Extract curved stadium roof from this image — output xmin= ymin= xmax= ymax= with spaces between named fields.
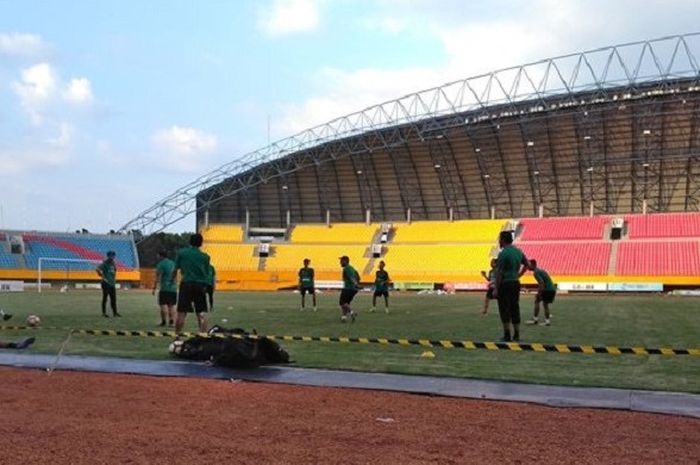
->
xmin=121 ymin=33 xmax=700 ymax=235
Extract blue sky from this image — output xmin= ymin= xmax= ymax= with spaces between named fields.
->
xmin=0 ymin=0 xmax=699 ymax=233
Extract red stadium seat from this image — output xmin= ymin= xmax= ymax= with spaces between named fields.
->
xmin=519 ymin=216 xmax=609 ymax=241
xmin=518 ymin=242 xmax=611 ymax=275
xmin=625 ymin=213 xmax=700 ymax=239
xmin=615 ymin=241 xmax=700 ymax=276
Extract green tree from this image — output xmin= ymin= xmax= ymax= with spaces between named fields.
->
xmin=136 ymin=232 xmax=193 ymax=267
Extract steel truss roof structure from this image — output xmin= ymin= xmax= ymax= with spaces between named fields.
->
xmin=120 ymin=33 xmax=700 ymax=235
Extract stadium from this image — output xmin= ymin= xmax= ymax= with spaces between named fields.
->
xmin=120 ymin=33 xmax=700 ymax=292
xmin=2 ymin=33 xmax=700 ymax=463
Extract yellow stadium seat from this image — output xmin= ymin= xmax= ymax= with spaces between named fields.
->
xmin=266 ymin=244 xmax=369 ymax=272
xmin=392 ymin=220 xmax=506 ymax=243
xmin=378 ymin=244 xmax=494 ymax=276
xmin=290 ymin=224 xmax=378 ymax=244
xmin=201 ymin=224 xmax=244 ymax=242
xmin=203 ymin=243 xmax=258 ymax=270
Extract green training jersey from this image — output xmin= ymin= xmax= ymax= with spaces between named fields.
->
xmin=298 ymin=267 xmax=314 ymax=287
xmin=374 ymin=269 xmax=390 ymax=292
xmin=174 ymin=246 xmax=211 ymax=284
xmin=207 ymin=265 xmax=216 ymax=286
xmin=533 ymin=268 xmax=556 ymax=291
xmin=155 ymin=258 xmax=177 ymax=293
xmin=97 ymin=259 xmax=116 ymax=286
xmin=497 ymin=245 xmax=526 ymax=282
xmin=342 ymin=264 xmax=360 ymax=290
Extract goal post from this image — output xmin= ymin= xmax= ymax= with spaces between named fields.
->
xmin=37 ymin=257 xmax=102 ymax=293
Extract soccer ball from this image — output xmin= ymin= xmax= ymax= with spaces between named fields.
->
xmin=168 ymin=340 xmax=184 ymax=355
xmin=26 ymin=314 xmax=41 ymax=327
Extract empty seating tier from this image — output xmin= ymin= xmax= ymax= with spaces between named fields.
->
xmin=23 ymin=234 xmax=138 ymax=269
xmin=392 ymin=220 xmax=506 ymax=243
xmin=625 ymin=213 xmax=700 ymax=239
xmin=266 ymin=245 xmax=368 ymax=272
xmin=519 ymin=216 xmax=609 ymax=241
xmin=382 ymin=245 xmax=494 ymax=275
xmin=201 ymin=224 xmax=244 ymax=242
xmin=203 ymin=244 xmax=258 ymax=270
xmin=616 ymin=241 xmax=700 ymax=276
xmin=290 ymin=224 xmax=377 ymax=244
xmin=0 ymin=230 xmax=139 ymax=272
xmin=518 ymin=242 xmax=611 ymax=275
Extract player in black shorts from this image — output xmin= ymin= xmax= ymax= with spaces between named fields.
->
xmin=153 ymin=250 xmax=177 ymax=326
xmin=298 ymin=258 xmax=316 ymax=311
xmin=370 ymin=260 xmax=390 ymax=313
xmin=493 ymin=231 xmax=529 ymax=342
xmin=526 ymin=259 xmax=557 ymax=326
xmin=172 ymin=234 xmax=211 ymax=334
xmin=339 ymin=255 xmax=360 ymax=323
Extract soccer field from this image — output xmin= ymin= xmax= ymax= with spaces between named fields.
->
xmin=0 ymin=289 xmax=699 ymax=393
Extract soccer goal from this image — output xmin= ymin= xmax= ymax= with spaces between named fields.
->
xmin=37 ymin=257 xmax=102 ymax=293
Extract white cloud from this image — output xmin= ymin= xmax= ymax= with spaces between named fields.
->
xmin=12 ymin=63 xmax=97 ymax=124
xmin=0 ymin=33 xmax=46 ymax=56
xmin=151 ymin=126 xmax=219 ymax=172
xmin=63 ymin=78 xmax=94 ymax=105
xmin=274 ymin=66 xmax=441 ymax=135
xmin=258 ymin=0 xmax=320 ymax=36
xmin=273 ymin=0 xmax=700 ymax=137
xmin=0 ymin=144 xmax=71 ymax=176
xmin=47 ymin=122 xmax=75 ymax=149
xmin=12 ymin=62 xmax=57 ymax=124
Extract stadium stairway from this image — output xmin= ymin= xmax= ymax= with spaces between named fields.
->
xmin=608 ymin=240 xmax=619 ymax=275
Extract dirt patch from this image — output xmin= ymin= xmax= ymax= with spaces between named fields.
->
xmin=0 ymin=366 xmax=698 ymax=464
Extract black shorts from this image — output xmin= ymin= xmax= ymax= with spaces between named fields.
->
xmin=177 ymin=281 xmax=208 ymax=314
xmin=300 ymin=286 xmax=315 ymax=295
xmin=339 ymin=288 xmax=358 ymax=306
xmin=536 ymin=290 xmax=556 ymax=304
xmin=486 ymin=287 xmax=495 ymax=300
xmin=158 ymin=291 xmax=177 ymax=306
xmin=373 ymin=289 xmax=388 ymax=298
xmin=497 ymin=281 xmax=521 ymax=325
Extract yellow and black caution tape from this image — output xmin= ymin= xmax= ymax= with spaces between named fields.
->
xmin=1 ymin=325 xmax=699 ymax=356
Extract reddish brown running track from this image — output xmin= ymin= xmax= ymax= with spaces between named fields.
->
xmin=0 ymin=367 xmax=698 ymax=464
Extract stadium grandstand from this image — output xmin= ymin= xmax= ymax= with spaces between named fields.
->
xmin=114 ymin=33 xmax=700 ymax=291
xmin=0 ymin=230 xmax=140 ymax=285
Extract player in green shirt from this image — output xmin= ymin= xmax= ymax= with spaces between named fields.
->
xmin=480 ymin=258 xmax=498 ymax=316
xmin=152 ymin=250 xmax=177 ymax=327
xmin=298 ymin=258 xmax=317 ymax=311
xmin=172 ymin=234 xmax=211 ymax=334
xmin=526 ymin=259 xmax=557 ymax=326
xmin=96 ymin=251 xmax=121 ymax=318
xmin=339 ymin=255 xmax=361 ymax=323
xmin=493 ymin=231 xmax=529 ymax=342
xmin=371 ymin=260 xmax=390 ymax=313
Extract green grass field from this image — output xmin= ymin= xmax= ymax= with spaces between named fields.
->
xmin=1 ymin=289 xmax=699 ymax=393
